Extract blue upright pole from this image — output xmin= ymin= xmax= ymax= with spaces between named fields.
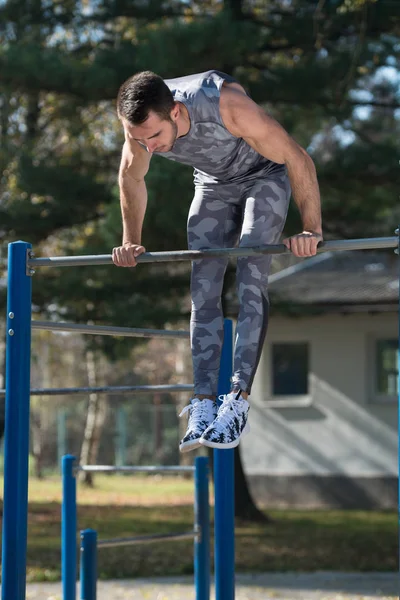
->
xmin=396 ymin=228 xmax=399 ymax=533
xmin=80 ymin=529 xmax=97 ymax=600
xmin=62 ymin=455 xmax=78 ymax=600
xmin=1 ymin=241 xmax=33 ymax=600
xmin=194 ymin=456 xmax=210 ymax=600
xmin=214 ymin=318 xmax=235 ymax=600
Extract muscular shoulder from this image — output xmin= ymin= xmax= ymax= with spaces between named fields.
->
xmin=120 ymin=132 xmax=151 ymax=180
xmin=219 ymin=82 xmax=262 ymax=137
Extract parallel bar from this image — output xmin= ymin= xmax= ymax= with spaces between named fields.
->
xmin=214 ymin=319 xmax=235 ymax=600
xmin=27 ymin=237 xmax=399 ymax=268
xmin=1 ymin=241 xmax=32 ymax=600
xmin=62 ymin=456 xmax=77 ymax=600
xmin=32 ymin=320 xmax=189 ymax=339
xmin=0 ymin=384 xmax=194 ymax=397
xmin=78 ymin=465 xmax=195 ymax=473
xmin=80 ymin=530 xmax=97 ymax=600
xmin=194 ymin=457 xmax=210 ymax=600
xmin=97 ymin=531 xmax=195 ymax=548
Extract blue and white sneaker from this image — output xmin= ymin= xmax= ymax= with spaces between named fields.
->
xmin=199 ymin=391 xmax=250 ymax=449
xmin=179 ymin=398 xmax=218 ymax=453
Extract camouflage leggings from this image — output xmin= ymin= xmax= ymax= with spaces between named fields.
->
xmin=187 ymin=170 xmax=291 ymax=396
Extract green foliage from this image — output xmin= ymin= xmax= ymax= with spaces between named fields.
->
xmin=135 ymin=15 xmax=262 ymax=75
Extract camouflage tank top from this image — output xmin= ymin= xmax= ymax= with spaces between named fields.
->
xmin=155 ymin=70 xmax=284 ymax=185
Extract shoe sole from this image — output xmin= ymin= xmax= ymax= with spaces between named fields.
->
xmin=199 ymin=423 xmax=250 ymax=450
xmin=179 ymin=438 xmax=202 ymax=453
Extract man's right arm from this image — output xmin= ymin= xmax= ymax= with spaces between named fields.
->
xmin=112 ymin=140 xmax=151 ymax=267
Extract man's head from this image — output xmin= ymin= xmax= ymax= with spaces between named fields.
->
xmin=117 ymin=71 xmax=179 ymax=153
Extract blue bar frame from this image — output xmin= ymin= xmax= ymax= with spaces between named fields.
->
xmin=214 ymin=318 xmax=235 ymax=600
xmin=4 ymin=238 xmax=397 ymax=600
xmin=194 ymin=456 xmax=210 ymax=600
xmin=62 ymin=455 xmax=78 ymax=600
xmin=1 ymin=241 xmax=32 ymax=600
xmin=80 ymin=529 xmax=97 ymax=600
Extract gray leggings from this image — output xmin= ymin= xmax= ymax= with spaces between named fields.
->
xmin=187 ymin=170 xmax=291 ymax=396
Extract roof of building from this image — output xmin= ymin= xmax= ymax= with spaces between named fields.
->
xmin=226 ymin=250 xmax=399 ymax=315
xmin=270 ymin=250 xmax=399 ymax=313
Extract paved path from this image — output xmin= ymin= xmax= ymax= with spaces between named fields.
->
xmin=24 ymin=572 xmax=398 ymax=599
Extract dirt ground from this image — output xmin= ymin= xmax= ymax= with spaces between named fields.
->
xmin=23 ymin=571 xmax=398 ymax=600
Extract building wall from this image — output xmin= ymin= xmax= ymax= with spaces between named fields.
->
xmin=243 ymin=312 xmax=398 ymax=508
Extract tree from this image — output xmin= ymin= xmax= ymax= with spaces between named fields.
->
xmin=78 ymin=349 xmax=109 ymax=486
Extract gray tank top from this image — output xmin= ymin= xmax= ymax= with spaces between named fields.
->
xmin=155 ymin=70 xmax=284 ymax=185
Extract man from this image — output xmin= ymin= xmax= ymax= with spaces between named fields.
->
xmin=112 ymin=70 xmax=322 ymax=452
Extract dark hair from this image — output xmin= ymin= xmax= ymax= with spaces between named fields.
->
xmin=117 ymin=71 xmax=175 ymax=125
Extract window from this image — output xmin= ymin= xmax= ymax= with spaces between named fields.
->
xmin=375 ymin=339 xmax=398 ymax=398
xmin=272 ymin=343 xmax=309 ymax=396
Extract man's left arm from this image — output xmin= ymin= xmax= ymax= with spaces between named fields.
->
xmin=220 ymin=86 xmax=323 ymax=257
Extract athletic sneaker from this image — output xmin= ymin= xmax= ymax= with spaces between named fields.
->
xmin=179 ymin=398 xmax=218 ymax=453
xmin=199 ymin=392 xmax=250 ymax=449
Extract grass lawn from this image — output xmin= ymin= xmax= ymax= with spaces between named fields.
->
xmin=7 ymin=474 xmax=398 ymax=582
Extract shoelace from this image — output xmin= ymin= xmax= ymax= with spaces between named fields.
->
xmin=214 ymin=394 xmax=241 ymax=430
xmin=179 ymin=399 xmax=211 ymax=422
xmin=179 ymin=403 xmax=193 ymax=418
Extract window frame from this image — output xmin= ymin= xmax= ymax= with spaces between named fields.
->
xmin=369 ymin=336 xmax=398 ymax=404
xmin=270 ymin=340 xmax=311 ymax=400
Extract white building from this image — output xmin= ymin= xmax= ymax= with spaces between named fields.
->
xmin=242 ymin=251 xmax=398 ymax=509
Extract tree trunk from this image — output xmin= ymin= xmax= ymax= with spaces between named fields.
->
xmin=153 ymin=392 xmax=163 ymax=460
xmin=234 ymin=447 xmax=271 ymax=522
xmin=208 ymin=447 xmax=271 ymax=523
xmin=176 ymin=338 xmax=192 ymax=473
xmin=31 ymin=410 xmax=44 ymax=479
xmin=0 ymin=93 xmax=11 ymax=162
xmin=26 ymin=93 xmax=40 ymax=143
xmin=79 ymin=349 xmax=108 ymax=486
xmin=224 ymin=0 xmax=243 ymax=20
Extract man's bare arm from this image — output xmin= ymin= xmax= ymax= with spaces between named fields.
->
xmin=113 ymin=139 xmax=151 ymax=267
xmin=119 ymin=140 xmax=150 ymax=245
xmin=220 ymin=85 xmax=322 ymax=256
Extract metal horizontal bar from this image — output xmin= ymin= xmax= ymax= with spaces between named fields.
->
xmin=0 ymin=384 xmax=194 ymax=398
xmin=31 ymin=320 xmax=190 ymax=339
xmin=27 ymin=237 xmax=399 ymax=268
xmin=98 ymin=531 xmax=196 ymax=548
xmin=78 ymin=465 xmax=195 ymax=473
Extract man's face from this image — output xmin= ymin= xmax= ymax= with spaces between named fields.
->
xmin=123 ymin=109 xmax=178 ymax=154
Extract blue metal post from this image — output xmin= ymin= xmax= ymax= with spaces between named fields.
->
xmin=194 ymin=456 xmax=210 ymax=600
xmin=1 ymin=241 xmax=33 ymax=600
xmin=80 ymin=529 xmax=97 ymax=600
xmin=62 ymin=455 xmax=78 ymax=600
xmin=396 ymin=228 xmax=399 ymax=532
xmin=214 ymin=318 xmax=235 ymax=600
